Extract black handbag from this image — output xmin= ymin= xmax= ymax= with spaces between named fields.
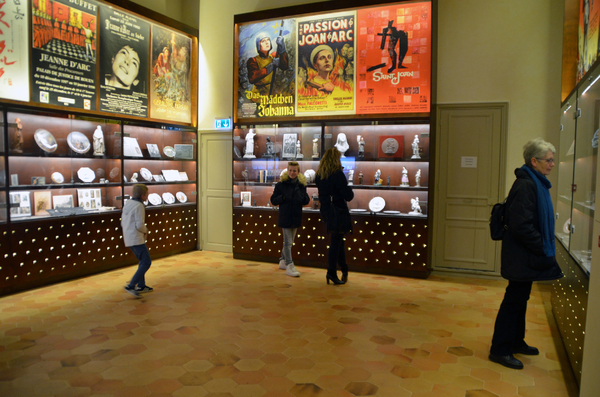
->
xmin=325 ymin=200 xmax=352 ymax=234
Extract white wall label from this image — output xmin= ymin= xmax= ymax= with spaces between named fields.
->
xmin=461 ymin=156 xmax=477 ymax=168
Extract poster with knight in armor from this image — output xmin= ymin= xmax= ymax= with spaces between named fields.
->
xmin=237 ymin=18 xmax=296 ymax=119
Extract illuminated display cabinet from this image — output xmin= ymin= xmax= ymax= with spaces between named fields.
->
xmin=232 ymin=121 xmax=432 ymax=278
xmin=0 ymin=107 xmax=198 ymax=296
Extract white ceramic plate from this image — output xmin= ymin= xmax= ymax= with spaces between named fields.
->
xmin=383 ymin=210 xmax=400 ymax=214
xmin=350 ymin=209 xmax=367 ymax=212
xmin=67 ymin=131 xmax=91 ymax=154
xmin=163 ymin=146 xmax=175 ymax=157
xmin=176 ymin=191 xmax=187 ymax=203
xmin=368 ymin=197 xmax=385 ymax=212
xmin=148 ymin=193 xmax=162 ymax=206
xmin=162 ymin=192 xmax=176 ymax=204
xmin=140 ymin=168 xmax=153 ymax=181
xmin=109 ymin=167 xmax=120 ymax=180
xmin=77 ymin=167 xmax=95 ymax=183
xmin=34 ymin=129 xmax=58 ymax=152
xmin=51 ymin=172 xmax=64 ymax=184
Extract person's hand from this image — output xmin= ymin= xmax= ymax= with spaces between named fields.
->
xmin=276 ymin=37 xmax=286 ymax=54
xmin=265 ymin=58 xmax=280 ymax=75
xmin=318 ymin=81 xmax=335 ymax=93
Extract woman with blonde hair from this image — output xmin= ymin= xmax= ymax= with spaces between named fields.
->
xmin=315 ymin=148 xmax=354 ymax=284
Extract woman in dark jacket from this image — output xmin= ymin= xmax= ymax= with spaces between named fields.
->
xmin=489 ymin=138 xmax=563 ymax=370
xmin=315 ymin=148 xmax=354 ymax=285
xmin=270 ymin=161 xmax=310 ymax=277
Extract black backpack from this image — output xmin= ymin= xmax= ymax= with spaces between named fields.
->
xmin=489 ymin=199 xmax=507 ymax=240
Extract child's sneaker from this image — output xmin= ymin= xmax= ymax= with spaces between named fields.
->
xmin=135 ymin=286 xmax=153 ymax=293
xmin=124 ymin=286 xmax=140 ymax=298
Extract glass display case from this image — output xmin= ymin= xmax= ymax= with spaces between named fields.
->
xmin=232 ymin=120 xmax=431 ymax=277
xmin=555 ymin=97 xmax=576 ymax=249
xmin=0 ymin=111 xmax=5 ymax=223
xmin=2 ymin=109 xmax=198 ymax=222
xmin=233 ymin=122 xmax=429 ymax=216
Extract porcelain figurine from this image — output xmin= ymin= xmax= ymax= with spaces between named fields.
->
xmin=296 ymin=139 xmax=303 ymax=159
xmin=11 ymin=117 xmax=24 ymax=153
xmin=409 ymin=197 xmax=422 ymax=215
xmin=312 ymin=138 xmax=319 ymax=158
xmin=374 ymin=169 xmax=381 ymax=185
xmin=244 ymin=129 xmax=256 ymax=158
xmin=357 ymin=135 xmax=365 ymax=158
xmin=401 ymin=167 xmax=409 ymax=186
xmin=358 ymin=171 xmax=363 ymax=185
xmin=415 ymin=169 xmax=421 ymax=187
xmin=411 ymin=134 xmax=421 ymax=159
xmin=263 ymin=137 xmax=275 ymax=158
xmin=93 ymin=125 xmax=105 ymax=156
xmin=347 ymin=169 xmax=354 ymax=185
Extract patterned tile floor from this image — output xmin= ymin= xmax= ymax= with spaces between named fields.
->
xmin=0 ymin=251 xmax=579 ymax=397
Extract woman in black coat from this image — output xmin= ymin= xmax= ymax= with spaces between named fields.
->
xmin=489 ymin=138 xmax=563 ymax=370
xmin=315 ymin=148 xmax=354 ymax=285
xmin=270 ymin=161 xmax=310 ymax=277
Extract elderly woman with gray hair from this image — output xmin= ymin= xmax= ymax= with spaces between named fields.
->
xmin=489 ymin=138 xmax=564 ymax=370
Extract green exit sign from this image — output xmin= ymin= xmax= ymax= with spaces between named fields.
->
xmin=215 ymin=118 xmax=231 ymax=129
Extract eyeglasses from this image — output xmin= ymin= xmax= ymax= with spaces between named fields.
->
xmin=536 ymin=158 xmax=555 ymax=165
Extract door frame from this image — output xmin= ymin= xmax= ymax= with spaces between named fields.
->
xmin=432 ymin=102 xmax=508 ymax=276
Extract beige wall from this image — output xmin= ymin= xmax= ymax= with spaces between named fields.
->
xmin=129 ymin=0 xmax=199 ymax=29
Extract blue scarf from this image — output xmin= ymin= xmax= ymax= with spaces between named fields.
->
xmin=521 ymin=165 xmax=555 ymax=256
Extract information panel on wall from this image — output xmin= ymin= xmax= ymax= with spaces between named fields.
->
xmin=31 ymin=0 xmax=97 ymax=109
xmin=0 ymin=0 xmax=30 ymax=102
xmin=234 ymin=1 xmax=432 ymax=120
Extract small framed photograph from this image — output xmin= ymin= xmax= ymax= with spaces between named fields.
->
xmin=10 ymin=174 xmax=18 ymax=186
xmin=241 ymin=191 xmax=251 ymax=207
xmin=282 ymin=133 xmax=297 ymax=159
xmin=33 ymin=190 xmax=52 ymax=216
xmin=147 ymin=143 xmax=161 ymax=158
xmin=9 ymin=191 xmax=31 ymax=217
xmin=53 ymin=195 xmax=74 ymax=209
xmin=174 ymin=144 xmax=194 ymax=160
xmin=32 ymin=176 xmax=46 ymax=186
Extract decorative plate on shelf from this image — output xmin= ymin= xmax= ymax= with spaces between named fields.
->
xmin=34 ymin=129 xmax=58 ymax=152
xmin=162 ymin=192 xmax=176 ymax=204
xmin=109 ymin=167 xmax=120 ymax=180
xmin=140 ymin=168 xmax=153 ymax=182
xmin=51 ymin=172 xmax=64 ymax=184
xmin=148 ymin=193 xmax=162 ymax=206
xmin=368 ymin=197 xmax=385 ymax=212
xmin=67 ymin=131 xmax=91 ymax=154
xmin=77 ymin=167 xmax=95 ymax=183
xmin=163 ymin=146 xmax=175 ymax=158
xmin=176 ymin=191 xmax=187 ymax=203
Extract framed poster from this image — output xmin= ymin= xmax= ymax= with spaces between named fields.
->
xmin=282 ymin=133 xmax=297 ymax=158
xmin=9 ymin=191 xmax=31 ymax=218
xmin=237 ymin=18 xmax=296 ymax=119
xmin=296 ymin=11 xmax=356 ymax=116
xmin=356 ymin=2 xmax=432 ymax=114
xmin=30 ymin=0 xmax=97 ymax=109
xmin=0 ymin=0 xmax=30 ymax=102
xmin=33 ymin=190 xmax=52 ymax=216
xmin=150 ymin=25 xmax=192 ymax=123
xmin=99 ymin=4 xmax=150 ymax=117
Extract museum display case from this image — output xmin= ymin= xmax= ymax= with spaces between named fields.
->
xmin=0 ymin=107 xmax=198 ymax=296
xmin=232 ymin=120 xmax=431 ymax=277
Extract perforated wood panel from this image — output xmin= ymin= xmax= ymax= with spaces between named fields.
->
xmin=233 ymin=208 xmax=429 ymax=278
xmin=0 ymin=205 xmax=197 ymax=296
xmin=552 ymin=240 xmax=588 ymax=385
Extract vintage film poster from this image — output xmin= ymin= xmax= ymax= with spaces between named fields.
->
xmin=237 ymin=18 xmax=296 ymax=119
xmin=0 ymin=0 xmax=29 ymax=102
xmin=579 ymin=0 xmax=600 ymax=81
xmin=356 ymin=2 xmax=431 ymax=114
xmin=296 ymin=11 xmax=355 ymax=116
xmin=99 ymin=4 xmax=149 ymax=117
xmin=31 ymin=0 xmax=97 ymax=109
xmin=150 ymin=25 xmax=192 ymax=123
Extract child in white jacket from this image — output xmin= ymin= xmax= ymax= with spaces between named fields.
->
xmin=121 ymin=184 xmax=152 ymax=297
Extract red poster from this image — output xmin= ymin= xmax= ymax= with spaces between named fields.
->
xmin=356 ymin=2 xmax=431 ymax=115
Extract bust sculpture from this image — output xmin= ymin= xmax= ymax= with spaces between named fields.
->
xmin=335 ymin=133 xmax=349 ymax=157
xmin=243 ymin=129 xmax=256 ymax=158
xmin=411 ymin=134 xmax=421 ymax=159
xmin=93 ymin=126 xmax=105 ymax=156
xmin=401 ymin=167 xmax=409 ymax=186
